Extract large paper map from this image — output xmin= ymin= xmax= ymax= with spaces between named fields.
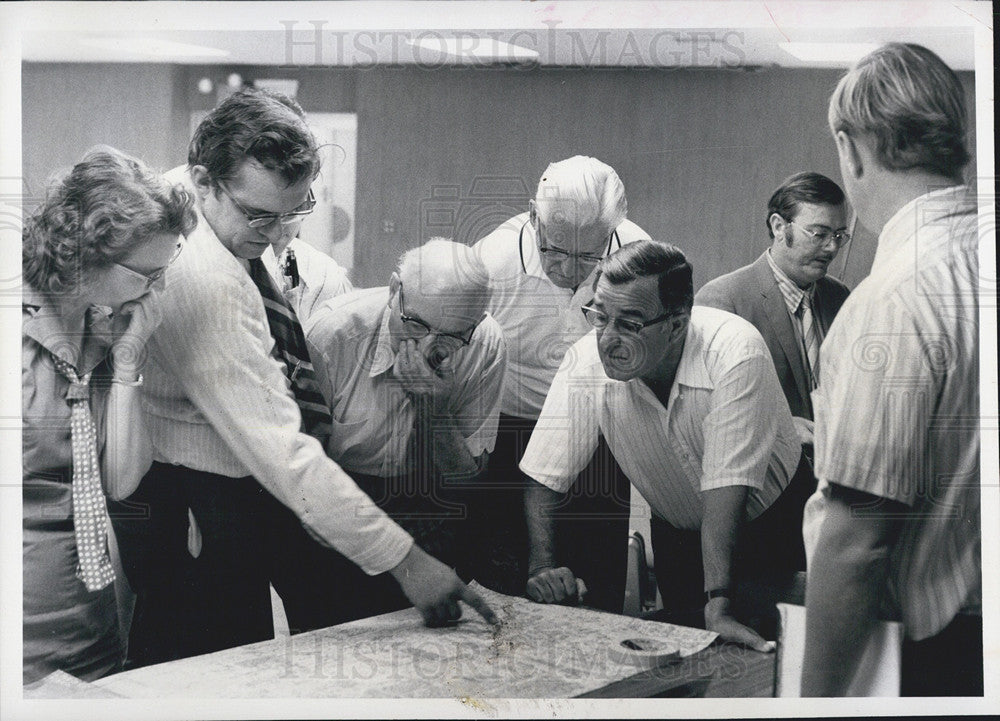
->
xmin=91 ymin=583 xmax=717 ymax=699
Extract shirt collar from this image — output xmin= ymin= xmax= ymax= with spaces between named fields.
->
xmin=369 ymin=299 xmax=397 ymax=377
xmin=873 ymin=184 xmax=973 ymax=270
xmin=23 ymin=286 xmax=114 ymax=372
xmin=672 ymin=315 xmax=714 ymax=390
xmin=765 ymin=247 xmax=813 ymax=314
xmin=625 ymin=312 xmax=714 ymax=403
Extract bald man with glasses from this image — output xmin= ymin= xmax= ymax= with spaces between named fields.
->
xmin=290 ymin=239 xmax=507 ymax=630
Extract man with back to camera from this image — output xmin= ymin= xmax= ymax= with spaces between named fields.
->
xmin=801 ymin=43 xmax=981 ymax=697
xmin=695 ymin=171 xmax=851 ymax=572
xmin=520 ymin=239 xmax=803 ymax=650
xmin=109 ymin=88 xmax=496 ymax=668
xmin=471 ymin=156 xmax=650 ymax=610
xmin=274 ymin=239 xmax=506 ymax=631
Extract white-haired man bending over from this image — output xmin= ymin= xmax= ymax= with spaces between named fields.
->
xmin=470 ymin=156 xmax=650 ymax=610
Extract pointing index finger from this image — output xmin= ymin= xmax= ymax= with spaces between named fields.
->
xmin=459 ymin=585 xmax=499 ymax=627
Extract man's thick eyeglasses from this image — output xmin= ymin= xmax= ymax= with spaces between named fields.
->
xmin=398 ymin=283 xmax=482 ymax=346
xmin=538 ymin=245 xmax=607 ymax=264
xmin=581 ymin=305 xmax=674 ymax=335
xmin=219 ymin=183 xmax=316 ymax=229
xmin=787 ymin=221 xmax=851 ymax=249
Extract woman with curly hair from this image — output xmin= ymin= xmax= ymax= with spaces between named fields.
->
xmin=22 ymin=146 xmax=196 ymax=684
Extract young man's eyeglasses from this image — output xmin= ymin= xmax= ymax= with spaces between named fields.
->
xmin=787 ymin=221 xmax=851 ymax=249
xmin=398 ymin=282 xmax=483 ymax=346
xmin=581 ymin=305 xmax=674 ymax=335
xmin=219 ymin=183 xmax=316 ymax=229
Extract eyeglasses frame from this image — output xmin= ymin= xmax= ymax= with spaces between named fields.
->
xmin=580 ymin=304 xmax=676 ymax=335
xmin=397 ymin=282 xmax=483 ymax=347
xmin=218 ymin=182 xmax=316 ymax=229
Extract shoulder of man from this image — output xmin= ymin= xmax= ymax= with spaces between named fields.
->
xmin=475 ymin=313 xmax=507 ymax=355
xmin=304 ymin=286 xmax=386 ymax=340
xmin=690 ymin=305 xmax=771 ymax=365
xmin=554 ymin=328 xmax=605 ymax=379
xmin=694 ymin=257 xmax=760 ymax=308
xmin=288 ymin=238 xmax=346 ymax=274
xmin=615 ymin=218 xmax=652 ymax=244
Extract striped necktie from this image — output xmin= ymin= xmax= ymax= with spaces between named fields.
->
xmin=798 ymin=294 xmax=821 ymax=388
xmin=247 ymin=257 xmax=332 ymax=442
xmin=50 ymin=354 xmax=116 ymax=592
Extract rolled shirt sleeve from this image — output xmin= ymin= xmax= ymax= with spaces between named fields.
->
xmin=814 ymin=304 xmax=937 ymax=506
xmin=700 ymin=352 xmax=792 ymax=492
xmin=518 ymin=344 xmax=602 ymax=493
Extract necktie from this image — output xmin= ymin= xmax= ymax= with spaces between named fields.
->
xmin=247 ymin=257 xmax=332 ymax=442
xmin=50 ymin=354 xmax=116 ymax=592
xmin=798 ymin=295 xmax=821 ymax=388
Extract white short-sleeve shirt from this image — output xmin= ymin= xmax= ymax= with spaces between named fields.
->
xmin=520 ymin=306 xmax=799 ymax=530
xmin=804 ymin=185 xmax=981 ymax=641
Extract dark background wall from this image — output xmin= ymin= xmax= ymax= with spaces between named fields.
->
xmin=22 ymin=62 xmax=977 ymax=290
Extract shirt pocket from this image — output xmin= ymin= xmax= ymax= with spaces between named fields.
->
xmin=327 ymin=414 xmax=370 ymax=458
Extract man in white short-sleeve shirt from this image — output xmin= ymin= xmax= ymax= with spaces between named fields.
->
xmin=520 ymin=240 xmax=800 ymax=650
xmin=801 ymin=43 xmax=982 ymax=697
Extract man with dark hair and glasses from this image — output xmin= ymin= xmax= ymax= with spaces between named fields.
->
xmin=221 ymin=183 xmax=354 ymax=323
xmin=520 ymin=240 xmax=803 ymax=651
xmin=470 ymin=155 xmax=650 ymax=610
xmin=695 ymin=171 xmax=851 ymax=573
xmin=296 ymin=239 xmax=506 ymax=629
xmin=109 ymin=89 xmax=496 ymax=668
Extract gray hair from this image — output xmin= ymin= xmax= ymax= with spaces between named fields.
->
xmin=534 ymin=156 xmax=627 ymax=233
xmin=397 ymin=238 xmax=489 ymax=310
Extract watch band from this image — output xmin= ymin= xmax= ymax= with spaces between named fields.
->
xmin=705 ymin=587 xmax=731 ymax=601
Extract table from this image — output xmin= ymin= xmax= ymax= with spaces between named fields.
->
xmin=580 ymin=642 xmax=776 ymax=698
xmin=26 ymin=584 xmax=777 ymax=699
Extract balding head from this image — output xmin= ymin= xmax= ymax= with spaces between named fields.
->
xmin=396 ymin=238 xmax=489 ymax=318
xmin=530 ymin=156 xmax=629 ymax=289
xmin=387 ymin=238 xmax=490 ymax=369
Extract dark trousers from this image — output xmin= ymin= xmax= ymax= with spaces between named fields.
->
xmin=269 ymin=468 xmax=474 ymax=634
xmin=648 ymin=451 xmax=816 ymax=636
xmin=469 ymin=414 xmax=631 ymax=613
xmin=108 ymin=462 xmax=275 ymax=668
xmin=902 ymin=613 xmax=983 ymax=696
